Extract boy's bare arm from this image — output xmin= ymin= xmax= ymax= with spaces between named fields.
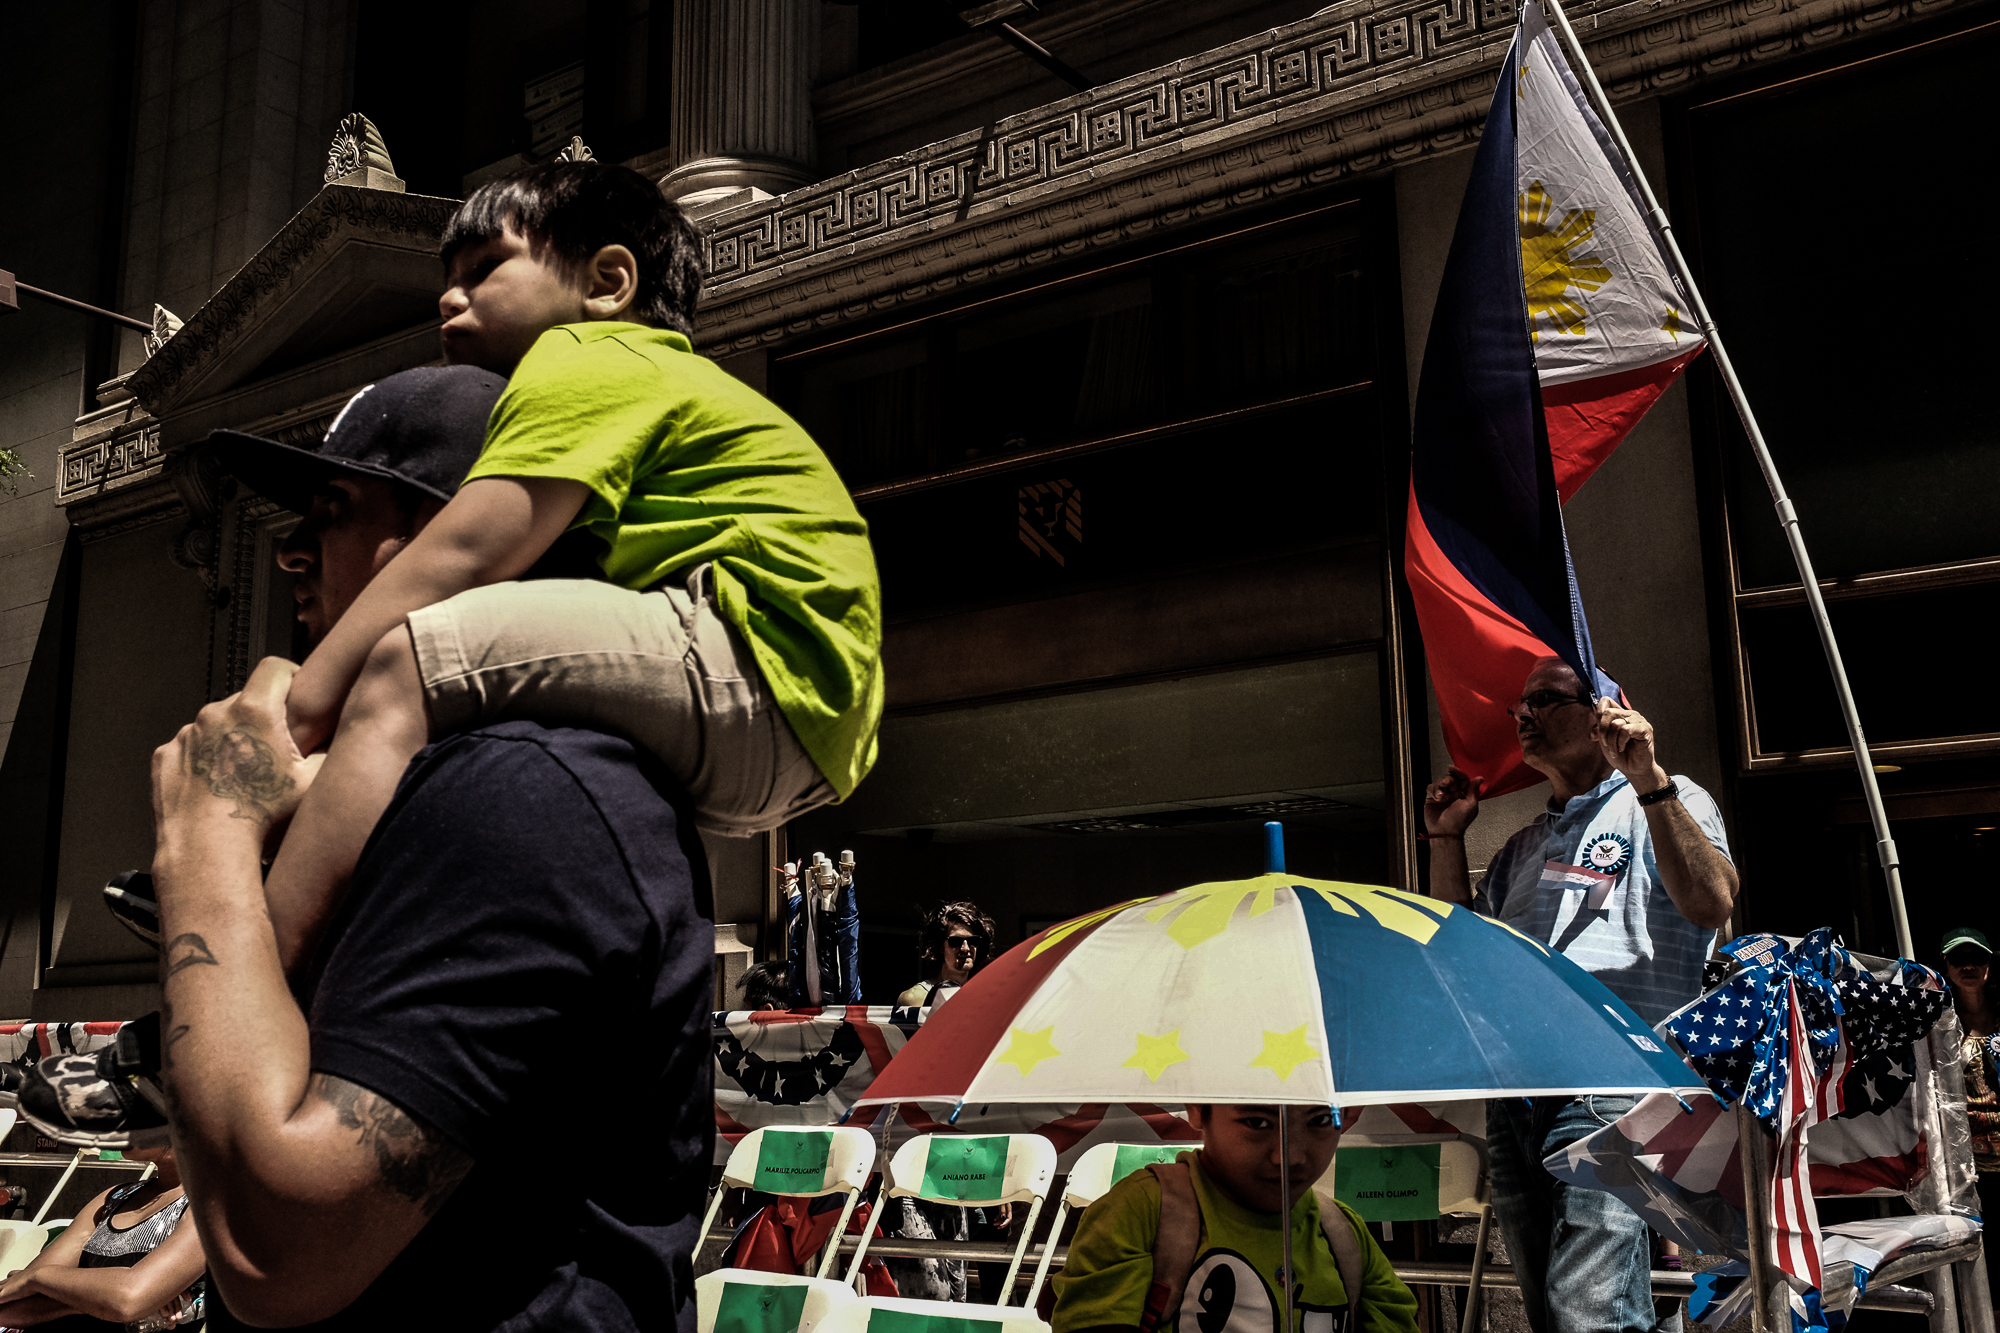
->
xmin=286 ymin=475 xmax=589 ymax=752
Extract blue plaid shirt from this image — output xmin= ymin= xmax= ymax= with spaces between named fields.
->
xmin=1477 ymin=772 xmax=1732 ymax=1026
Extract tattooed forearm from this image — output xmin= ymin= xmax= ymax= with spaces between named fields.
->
xmin=311 ymin=1074 xmax=472 ymax=1217
xmin=164 ymin=933 xmax=220 ymax=979
xmin=187 ymin=726 xmax=294 ymax=821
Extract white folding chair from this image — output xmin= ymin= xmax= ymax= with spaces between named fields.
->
xmin=844 ymin=1132 xmax=1058 ymax=1306
xmin=699 ymin=1126 xmax=880 ymax=1280
xmin=1021 ymin=1141 xmax=1193 ymax=1309
xmin=697 ymin=1268 xmax=858 ymax=1333
xmin=817 ymin=1294 xmax=1052 ymax=1333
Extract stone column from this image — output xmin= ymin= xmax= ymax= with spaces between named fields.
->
xmin=660 ymin=0 xmax=815 ymax=211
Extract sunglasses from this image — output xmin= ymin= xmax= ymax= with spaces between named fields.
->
xmin=1505 ymin=690 xmax=1591 ymax=722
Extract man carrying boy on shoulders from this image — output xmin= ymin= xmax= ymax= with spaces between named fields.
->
xmin=1054 ymin=1104 xmax=1417 ymax=1333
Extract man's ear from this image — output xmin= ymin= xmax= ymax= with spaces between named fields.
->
xmin=582 ymin=244 xmax=641 ymax=321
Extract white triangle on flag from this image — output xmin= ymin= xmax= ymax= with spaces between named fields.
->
xmin=1512 ymin=1 xmax=1701 ymax=386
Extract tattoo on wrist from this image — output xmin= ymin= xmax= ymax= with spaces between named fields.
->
xmin=187 ymin=727 xmax=293 ymax=821
xmin=164 ymin=933 xmax=220 ymax=979
xmin=312 ymin=1074 xmax=472 ymax=1217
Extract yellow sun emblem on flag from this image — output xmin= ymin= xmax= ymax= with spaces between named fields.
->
xmin=1520 ymin=181 xmax=1611 ymax=341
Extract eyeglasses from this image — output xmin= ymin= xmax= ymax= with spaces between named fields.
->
xmin=1505 ymin=690 xmax=1591 ymax=722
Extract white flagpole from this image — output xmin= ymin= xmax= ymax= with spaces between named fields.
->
xmin=1538 ymin=0 xmax=1915 ymax=962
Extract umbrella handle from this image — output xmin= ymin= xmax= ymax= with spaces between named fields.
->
xmin=1022 ymin=1199 xmax=1069 ymax=1312
xmin=1280 ymin=1110 xmax=1293 ymax=1333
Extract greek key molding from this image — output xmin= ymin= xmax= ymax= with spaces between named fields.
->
xmin=125 ymin=186 xmax=456 ymax=413
xmin=60 ymin=424 xmax=165 ymax=506
xmin=694 ymin=0 xmax=1971 ymax=351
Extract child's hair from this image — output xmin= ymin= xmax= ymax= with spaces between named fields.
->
xmin=440 ymin=161 xmax=705 ymax=337
xmin=738 ymin=961 xmax=793 ymax=1010
xmin=918 ymin=900 xmax=996 ymax=968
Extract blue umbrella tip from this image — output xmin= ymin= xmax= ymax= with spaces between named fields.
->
xmin=948 ymin=1102 xmax=965 ymax=1125
xmin=837 ymin=1106 xmax=854 ymax=1124
xmin=1263 ymin=822 xmax=1286 ymax=875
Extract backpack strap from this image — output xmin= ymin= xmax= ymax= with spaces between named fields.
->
xmin=1319 ymin=1202 xmax=1366 ymax=1332
xmin=1141 ymin=1160 xmax=1201 ymax=1333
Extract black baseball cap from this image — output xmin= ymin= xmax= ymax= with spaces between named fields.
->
xmin=207 ymin=365 xmax=506 ymax=515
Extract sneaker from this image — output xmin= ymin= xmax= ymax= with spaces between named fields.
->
xmin=103 ymin=870 xmax=161 ymax=947
xmin=17 ymin=1012 xmax=170 ymax=1150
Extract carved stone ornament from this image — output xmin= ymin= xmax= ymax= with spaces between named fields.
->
xmin=692 ymin=0 xmax=1980 ymax=354
xmin=143 ymin=304 xmax=183 ymax=358
xmin=555 ymin=135 xmax=596 ymax=163
xmin=324 ymin=113 xmax=406 ymax=192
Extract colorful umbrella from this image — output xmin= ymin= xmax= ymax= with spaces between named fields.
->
xmin=856 ymin=872 xmax=1704 ymax=1112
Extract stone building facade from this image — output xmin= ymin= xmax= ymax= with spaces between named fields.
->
xmin=2 ymin=0 xmax=1993 ymax=1019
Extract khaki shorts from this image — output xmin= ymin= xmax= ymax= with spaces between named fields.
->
xmin=407 ymin=565 xmax=833 ymax=837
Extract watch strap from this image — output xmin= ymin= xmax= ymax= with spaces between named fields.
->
xmin=1636 ymin=778 xmax=1680 ymax=807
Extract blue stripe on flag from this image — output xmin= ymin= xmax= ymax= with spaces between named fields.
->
xmin=1409 ymin=18 xmax=1609 ymax=696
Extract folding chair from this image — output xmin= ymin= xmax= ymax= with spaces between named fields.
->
xmin=845 ymin=1133 xmax=1059 ymax=1306
xmin=698 ymin=1268 xmax=857 ymax=1333
xmin=1021 ymin=1141 xmax=1192 ymax=1309
xmin=1319 ymin=1125 xmax=1490 ymax=1333
xmin=699 ymin=1126 xmax=880 ymax=1280
xmin=817 ymin=1294 xmax=1052 ymax=1333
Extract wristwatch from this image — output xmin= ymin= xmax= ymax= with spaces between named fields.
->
xmin=1636 ymin=778 xmax=1679 ymax=807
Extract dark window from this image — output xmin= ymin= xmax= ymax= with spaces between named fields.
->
xmin=776 ymin=206 xmax=1379 ymax=617
xmin=1685 ymin=21 xmax=2000 ymax=765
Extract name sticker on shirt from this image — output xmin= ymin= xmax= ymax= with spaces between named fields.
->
xmin=1541 ymin=859 xmax=1617 ymax=911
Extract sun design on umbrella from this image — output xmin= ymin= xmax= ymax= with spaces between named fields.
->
xmin=1520 ymin=180 xmax=1612 ymax=341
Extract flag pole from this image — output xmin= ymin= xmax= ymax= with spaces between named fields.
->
xmin=1537 ymin=0 xmax=1914 ymax=961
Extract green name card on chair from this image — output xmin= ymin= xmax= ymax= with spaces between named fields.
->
xmin=921 ymin=1135 xmax=1009 ymax=1200
xmin=870 ymin=1310 xmax=1003 ymax=1333
xmin=1112 ymin=1144 xmax=1188 ymax=1181
xmin=1334 ymin=1143 xmax=1440 ymax=1222
xmin=755 ymin=1132 xmax=833 ymax=1193
xmin=716 ymin=1282 xmax=810 ymax=1333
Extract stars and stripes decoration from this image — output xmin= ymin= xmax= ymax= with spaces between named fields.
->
xmin=1663 ymin=929 xmax=1947 ymax=1134
xmin=1552 ymin=929 xmax=1952 ymax=1320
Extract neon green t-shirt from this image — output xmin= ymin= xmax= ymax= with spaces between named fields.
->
xmin=1052 ymin=1153 xmax=1417 ymax=1333
xmin=465 ymin=323 xmax=882 ymax=799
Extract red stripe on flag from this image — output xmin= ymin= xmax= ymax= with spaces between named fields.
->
xmin=1404 ymin=486 xmax=1551 ymax=799
xmin=1542 ymin=348 xmax=1703 ymax=502
xmin=857 ymin=903 xmax=1140 ymax=1104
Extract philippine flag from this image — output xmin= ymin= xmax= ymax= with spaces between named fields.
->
xmin=1406 ymin=0 xmax=1705 ymax=797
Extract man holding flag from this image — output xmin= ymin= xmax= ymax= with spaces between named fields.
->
xmin=1405 ymin=0 xmax=1742 ymax=1326
xmin=1425 ymin=665 xmax=1735 ymax=1330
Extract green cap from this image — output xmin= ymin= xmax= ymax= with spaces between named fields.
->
xmin=1941 ymin=926 xmax=1992 ymax=957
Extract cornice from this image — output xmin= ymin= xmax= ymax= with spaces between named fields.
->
xmin=124 ymin=185 xmax=458 ymax=414
xmin=695 ymin=0 xmax=1973 ymax=352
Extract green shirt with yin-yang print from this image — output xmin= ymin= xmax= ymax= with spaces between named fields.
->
xmin=1052 ymin=1153 xmax=1416 ymax=1333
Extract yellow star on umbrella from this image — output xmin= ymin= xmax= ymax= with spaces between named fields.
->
xmin=1249 ymin=1025 xmax=1320 ymax=1082
xmin=994 ymin=1025 xmax=1062 ymax=1077
xmin=1123 ymin=1030 xmax=1190 ymax=1083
